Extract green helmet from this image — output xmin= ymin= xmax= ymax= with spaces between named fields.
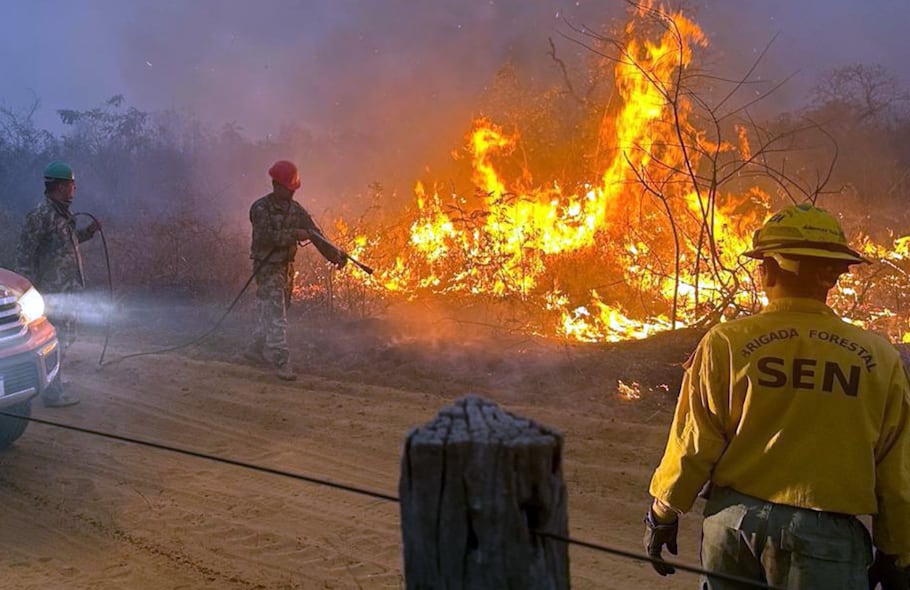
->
xmin=43 ymin=161 xmax=75 ymax=181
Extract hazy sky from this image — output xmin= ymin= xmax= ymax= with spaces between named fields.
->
xmin=1 ymin=0 xmax=908 ymax=200
xmin=2 ymin=1 xmax=907 ymax=132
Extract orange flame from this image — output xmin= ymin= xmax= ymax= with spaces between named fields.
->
xmin=324 ymin=2 xmax=910 ymax=344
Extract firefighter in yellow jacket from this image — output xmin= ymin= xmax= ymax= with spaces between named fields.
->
xmin=644 ymin=204 xmax=910 ymax=589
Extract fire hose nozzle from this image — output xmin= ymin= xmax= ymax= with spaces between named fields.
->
xmin=350 ymin=258 xmax=374 ymax=275
xmin=298 ymin=237 xmax=374 ymax=275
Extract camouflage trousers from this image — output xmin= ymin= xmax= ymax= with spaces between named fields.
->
xmin=250 ymin=262 xmax=293 ymax=367
xmin=700 ymin=487 xmax=871 ymax=590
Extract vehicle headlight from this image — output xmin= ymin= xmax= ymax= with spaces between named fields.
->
xmin=19 ymin=286 xmax=45 ymax=324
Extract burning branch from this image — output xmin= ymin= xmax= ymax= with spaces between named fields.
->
xmin=318 ymin=0 xmax=910 ymax=343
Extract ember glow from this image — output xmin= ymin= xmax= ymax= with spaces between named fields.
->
xmin=321 ymin=2 xmax=910 ymax=344
xmin=617 ymin=380 xmax=642 ymax=401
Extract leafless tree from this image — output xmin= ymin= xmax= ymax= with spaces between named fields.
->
xmin=810 ymin=63 xmax=910 ymax=125
xmin=559 ymin=0 xmax=843 ymax=327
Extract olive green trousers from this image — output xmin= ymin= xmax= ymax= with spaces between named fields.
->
xmin=700 ymin=487 xmax=871 ymax=590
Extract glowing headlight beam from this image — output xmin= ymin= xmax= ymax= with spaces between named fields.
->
xmin=18 ymin=287 xmax=46 ymax=324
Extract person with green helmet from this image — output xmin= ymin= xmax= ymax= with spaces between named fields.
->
xmin=643 ymin=203 xmax=910 ymax=589
xmin=15 ymin=161 xmax=102 ymax=408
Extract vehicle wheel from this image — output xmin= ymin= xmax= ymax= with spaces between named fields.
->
xmin=0 ymin=401 xmax=31 ymax=449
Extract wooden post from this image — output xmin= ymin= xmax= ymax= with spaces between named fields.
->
xmin=399 ymin=395 xmax=569 ymax=589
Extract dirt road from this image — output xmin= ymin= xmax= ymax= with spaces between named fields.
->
xmin=0 ymin=304 xmax=706 ymax=589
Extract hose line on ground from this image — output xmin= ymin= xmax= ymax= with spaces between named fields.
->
xmin=96 ymin=254 xmax=271 ymax=369
xmin=89 ymin=242 xmax=330 ymax=368
xmin=76 ymin=217 xmax=371 ymax=368
xmin=75 ymin=212 xmax=286 ymax=368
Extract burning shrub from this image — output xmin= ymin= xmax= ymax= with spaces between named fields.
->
xmin=318 ymin=2 xmax=910 ymax=343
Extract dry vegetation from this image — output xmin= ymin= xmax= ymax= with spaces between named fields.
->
xmin=2 ymin=4 xmax=910 ymax=588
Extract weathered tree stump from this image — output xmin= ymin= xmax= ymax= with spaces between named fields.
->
xmin=399 ymin=394 xmax=569 ymax=590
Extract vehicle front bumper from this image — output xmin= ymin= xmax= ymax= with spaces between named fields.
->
xmin=0 ymin=318 xmax=59 ymax=407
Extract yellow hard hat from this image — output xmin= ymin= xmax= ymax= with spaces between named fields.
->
xmin=743 ymin=203 xmax=868 ymax=265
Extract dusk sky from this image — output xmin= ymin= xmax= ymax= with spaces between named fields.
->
xmin=1 ymin=0 xmax=908 ymax=202
xmin=2 ymin=1 xmax=908 ymax=135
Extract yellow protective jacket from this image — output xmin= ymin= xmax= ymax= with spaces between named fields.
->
xmin=650 ymin=297 xmax=910 ymax=561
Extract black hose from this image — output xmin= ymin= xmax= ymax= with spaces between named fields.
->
xmin=75 ymin=210 xmax=272 ymax=368
xmin=97 ymin=257 xmax=268 ymax=368
xmin=73 ymin=212 xmax=113 ymax=366
xmin=79 ymin=210 xmax=372 ymax=368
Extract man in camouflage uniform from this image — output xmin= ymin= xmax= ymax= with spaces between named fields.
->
xmin=245 ymin=160 xmax=346 ymax=381
xmin=16 ymin=161 xmax=101 ymax=407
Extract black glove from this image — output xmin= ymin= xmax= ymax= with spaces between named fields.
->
xmin=334 ymin=250 xmax=348 ymax=269
xmin=869 ymin=550 xmax=910 ymax=590
xmin=644 ymin=505 xmax=679 ymax=576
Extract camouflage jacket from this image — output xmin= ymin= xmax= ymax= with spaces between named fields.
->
xmin=16 ymin=197 xmax=93 ymax=293
xmin=249 ymin=193 xmax=343 ymax=265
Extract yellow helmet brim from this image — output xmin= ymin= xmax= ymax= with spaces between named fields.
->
xmin=743 ymin=245 xmax=869 ymax=265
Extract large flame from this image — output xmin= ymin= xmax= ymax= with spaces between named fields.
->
xmin=319 ymin=2 xmax=910 ymax=343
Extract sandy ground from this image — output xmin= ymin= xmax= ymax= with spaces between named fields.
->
xmin=0 ymin=299 xmax=710 ymax=589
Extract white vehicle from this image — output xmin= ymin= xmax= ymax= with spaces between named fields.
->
xmin=0 ymin=267 xmax=60 ymax=447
